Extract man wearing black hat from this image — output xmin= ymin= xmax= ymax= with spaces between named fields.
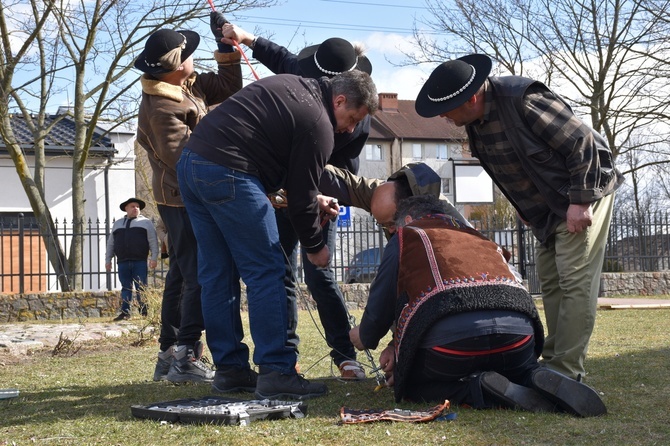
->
xmin=134 ymin=13 xmax=242 ymax=384
xmin=415 ymin=55 xmax=624 ymax=381
xmin=220 ymin=24 xmax=372 ymax=379
xmin=105 ymin=198 xmax=159 ymax=321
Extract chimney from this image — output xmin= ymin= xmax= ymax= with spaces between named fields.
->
xmin=378 ymin=93 xmax=398 ymax=112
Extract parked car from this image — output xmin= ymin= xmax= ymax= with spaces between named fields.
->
xmin=344 ymin=247 xmax=382 ymax=284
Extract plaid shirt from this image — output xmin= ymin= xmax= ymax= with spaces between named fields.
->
xmin=467 ymin=78 xmax=611 ymax=241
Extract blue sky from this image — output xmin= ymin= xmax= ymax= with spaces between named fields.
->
xmin=220 ymin=0 xmax=438 ymax=99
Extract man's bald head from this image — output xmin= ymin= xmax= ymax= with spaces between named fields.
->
xmin=371 ymin=182 xmax=399 ymax=233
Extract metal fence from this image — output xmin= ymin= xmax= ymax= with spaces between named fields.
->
xmin=1 ymin=210 xmax=669 ymax=294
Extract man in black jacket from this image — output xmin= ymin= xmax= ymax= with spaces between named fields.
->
xmin=220 ymin=23 xmax=372 ymax=379
xmin=176 ymin=70 xmax=378 ymax=400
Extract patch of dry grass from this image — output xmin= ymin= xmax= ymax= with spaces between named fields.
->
xmin=1 ymin=304 xmax=669 ymax=445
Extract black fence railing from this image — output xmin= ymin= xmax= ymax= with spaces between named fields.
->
xmin=1 ymin=210 xmax=668 ymax=295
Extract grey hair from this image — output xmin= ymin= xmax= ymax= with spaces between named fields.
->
xmin=330 ymin=70 xmax=379 ymax=114
xmin=394 ymin=194 xmax=447 ymax=227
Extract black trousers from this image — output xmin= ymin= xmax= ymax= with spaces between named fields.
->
xmin=157 ymin=205 xmax=205 ymax=350
xmin=275 ymin=207 xmax=355 ymax=365
xmin=405 ymin=333 xmax=541 ymax=407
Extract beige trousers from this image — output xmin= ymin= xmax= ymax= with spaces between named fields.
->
xmin=537 ymin=193 xmax=615 ymax=379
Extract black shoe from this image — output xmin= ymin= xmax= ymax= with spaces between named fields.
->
xmin=255 ymin=370 xmax=328 ymax=401
xmin=153 ymin=346 xmax=174 ymax=382
xmin=166 ymin=345 xmax=215 ymax=383
xmin=212 ymin=366 xmax=258 ymax=393
xmin=531 ymin=368 xmax=607 ymax=417
xmin=480 ymin=371 xmax=557 ymax=413
xmin=113 ymin=312 xmax=130 ymax=321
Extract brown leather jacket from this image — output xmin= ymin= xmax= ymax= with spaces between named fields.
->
xmin=136 ymin=50 xmax=242 ymax=207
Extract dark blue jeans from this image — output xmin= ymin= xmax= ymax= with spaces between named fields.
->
xmin=157 ymin=204 xmax=204 ymax=350
xmin=405 ymin=333 xmax=541 ymax=406
xmin=117 ymin=260 xmax=147 ymax=314
xmin=177 ymin=149 xmax=296 ymax=374
xmin=276 ymin=208 xmax=356 ymax=366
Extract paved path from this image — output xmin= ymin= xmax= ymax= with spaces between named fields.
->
xmin=0 ymin=321 xmax=144 ymax=356
xmin=0 ymin=298 xmax=668 ymax=357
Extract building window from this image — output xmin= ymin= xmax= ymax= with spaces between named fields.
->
xmin=441 ymin=178 xmax=451 ymax=194
xmin=412 ymin=143 xmax=422 ymax=160
xmin=365 ymin=144 xmax=383 ymax=161
xmin=437 ymin=144 xmax=448 ymax=160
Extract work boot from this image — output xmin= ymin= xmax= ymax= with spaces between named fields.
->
xmin=480 ymin=371 xmax=557 ymax=413
xmin=255 ymin=370 xmax=328 ymax=401
xmin=166 ymin=345 xmax=215 ymax=384
xmin=212 ymin=366 xmax=258 ymax=393
xmin=530 ymin=368 xmax=607 ymax=417
xmin=153 ymin=345 xmax=174 ymax=382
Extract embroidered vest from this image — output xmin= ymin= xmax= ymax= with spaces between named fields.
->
xmin=392 ymin=215 xmax=544 ymax=402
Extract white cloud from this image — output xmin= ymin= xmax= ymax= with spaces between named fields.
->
xmin=361 ymin=32 xmax=416 ymax=56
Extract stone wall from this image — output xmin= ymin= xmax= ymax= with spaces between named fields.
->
xmin=599 ymin=272 xmax=670 ymax=297
xmin=1 ymin=272 xmax=668 ymax=322
xmin=0 ymin=291 xmax=120 ymax=323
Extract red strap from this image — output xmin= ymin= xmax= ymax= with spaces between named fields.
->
xmin=432 ymin=335 xmax=532 ymax=356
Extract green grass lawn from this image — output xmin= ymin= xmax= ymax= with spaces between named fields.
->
xmin=1 ymin=305 xmax=669 ymax=445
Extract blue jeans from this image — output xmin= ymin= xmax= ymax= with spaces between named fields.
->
xmin=157 ymin=204 xmax=204 ymax=350
xmin=117 ymin=260 xmax=147 ymax=314
xmin=276 ymin=208 xmax=355 ymax=365
xmin=177 ymin=149 xmax=297 ymax=374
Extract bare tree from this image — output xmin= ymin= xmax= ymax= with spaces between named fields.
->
xmin=0 ymin=0 xmax=275 ymax=290
xmin=410 ymin=0 xmax=670 ymax=209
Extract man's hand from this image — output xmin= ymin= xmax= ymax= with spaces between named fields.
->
xmin=105 ymin=262 xmax=112 ymax=272
xmin=210 ymin=12 xmax=228 ymax=38
xmin=210 ymin=12 xmax=234 ymax=53
xmin=379 ymin=345 xmax=395 ymax=387
xmin=306 ymin=244 xmax=330 ymax=267
xmin=221 ymin=23 xmax=256 ymax=48
xmin=349 ymin=325 xmax=365 ymax=350
xmin=317 ymin=194 xmax=339 ymax=225
xmin=566 ymin=203 xmax=593 ymax=233
xmin=149 ymin=260 xmax=157 ymax=269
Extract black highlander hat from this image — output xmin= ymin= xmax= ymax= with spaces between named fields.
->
xmin=415 ymin=54 xmax=491 ymax=118
xmin=297 ymin=37 xmax=372 ymax=79
xmin=134 ymin=29 xmax=200 ymax=75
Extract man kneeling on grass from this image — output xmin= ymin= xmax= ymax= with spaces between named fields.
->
xmin=349 ymin=195 xmax=607 ymax=417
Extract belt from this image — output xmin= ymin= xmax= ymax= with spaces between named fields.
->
xmin=431 ymin=335 xmax=532 ymax=356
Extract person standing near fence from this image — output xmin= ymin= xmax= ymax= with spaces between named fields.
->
xmin=220 ymin=22 xmax=372 ymax=379
xmin=414 ymin=54 xmax=624 ymax=380
xmin=105 ymin=198 xmax=159 ymax=321
xmin=134 ymin=15 xmax=243 ymax=383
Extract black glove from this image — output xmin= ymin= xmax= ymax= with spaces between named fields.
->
xmin=210 ymin=11 xmax=234 ymax=53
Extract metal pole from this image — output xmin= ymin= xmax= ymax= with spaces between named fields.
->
xmin=18 ymin=213 xmax=24 ymax=294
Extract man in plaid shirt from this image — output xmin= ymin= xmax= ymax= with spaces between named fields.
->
xmin=415 ymin=54 xmax=624 ymax=381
